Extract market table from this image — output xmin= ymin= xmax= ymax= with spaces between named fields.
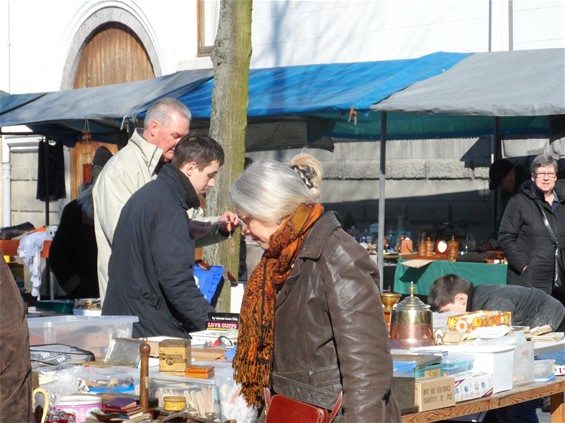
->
xmin=394 ymin=257 xmax=507 ymax=295
xmin=535 ymin=339 xmax=565 ymax=355
xmin=401 ymin=377 xmax=565 ymax=422
xmin=0 ymin=239 xmax=51 ymax=258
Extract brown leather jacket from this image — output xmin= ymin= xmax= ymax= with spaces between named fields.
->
xmin=271 ymin=212 xmax=401 ymax=422
xmin=0 ymin=257 xmax=32 ymax=423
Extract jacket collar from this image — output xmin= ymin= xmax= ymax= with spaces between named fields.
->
xmin=521 ymin=179 xmax=565 ymax=203
xmin=466 ymin=283 xmax=476 ymax=312
xmin=298 ymin=211 xmax=340 ymax=260
xmin=158 ymin=163 xmax=200 ymax=210
xmin=131 ymin=128 xmax=164 ymax=174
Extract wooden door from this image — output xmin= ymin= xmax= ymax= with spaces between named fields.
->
xmin=70 ymin=22 xmax=155 ymax=199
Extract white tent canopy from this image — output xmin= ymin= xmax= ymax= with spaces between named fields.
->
xmin=372 ymin=48 xmax=565 ymax=117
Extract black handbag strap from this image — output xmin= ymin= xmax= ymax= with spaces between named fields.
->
xmin=538 ymin=203 xmax=559 ymax=246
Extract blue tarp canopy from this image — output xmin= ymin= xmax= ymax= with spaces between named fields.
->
xmin=2 ymin=49 xmax=563 ymax=149
xmin=0 ymin=70 xmax=214 ymax=145
xmin=0 ymin=52 xmax=470 ymax=150
xmin=182 ymin=51 xmax=471 ymax=117
xmin=182 ymin=52 xmax=473 ymax=147
xmin=0 ymin=91 xmax=46 ymax=114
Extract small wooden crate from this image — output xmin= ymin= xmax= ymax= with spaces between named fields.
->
xmin=159 ymin=338 xmax=191 ymax=375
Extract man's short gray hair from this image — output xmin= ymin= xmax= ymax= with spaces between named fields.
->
xmin=144 ymin=98 xmax=191 ymax=129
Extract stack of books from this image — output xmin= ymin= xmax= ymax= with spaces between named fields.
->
xmin=99 ymin=397 xmax=150 ymax=421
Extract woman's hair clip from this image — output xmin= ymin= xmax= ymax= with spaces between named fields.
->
xmin=291 ymin=165 xmax=314 ymax=189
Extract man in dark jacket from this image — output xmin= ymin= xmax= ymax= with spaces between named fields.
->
xmin=102 ymin=134 xmax=238 ymax=338
xmin=428 ymin=273 xmax=565 ymax=331
xmin=428 ymin=273 xmax=565 ymax=423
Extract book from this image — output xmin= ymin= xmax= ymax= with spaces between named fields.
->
xmin=104 ymin=406 xmax=142 ymax=416
xmin=99 ymin=412 xmax=152 ymax=422
xmin=116 ymin=409 xmax=145 ymax=420
xmin=102 ymin=396 xmax=139 ymax=412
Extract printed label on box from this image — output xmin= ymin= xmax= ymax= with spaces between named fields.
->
xmin=415 ymin=376 xmax=455 ymax=412
xmin=454 ymin=372 xmax=493 ymax=402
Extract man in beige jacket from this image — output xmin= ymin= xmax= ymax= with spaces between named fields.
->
xmin=94 ymin=98 xmax=191 ymax=304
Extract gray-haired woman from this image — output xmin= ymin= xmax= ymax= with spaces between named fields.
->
xmin=230 ymin=153 xmax=401 ymax=422
xmin=499 ymin=154 xmax=565 ymax=303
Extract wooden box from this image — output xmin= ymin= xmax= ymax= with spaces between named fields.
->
xmin=391 ymin=376 xmax=417 ymax=413
xmin=159 ymin=338 xmax=191 ymax=375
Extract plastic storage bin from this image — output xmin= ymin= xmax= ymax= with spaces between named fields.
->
xmin=27 ymin=315 xmax=138 ymax=359
xmin=441 ymin=354 xmax=474 ymax=376
xmin=145 ymin=370 xmax=219 ymax=418
xmin=413 ymin=345 xmax=515 ymax=393
xmin=393 ymin=361 xmax=417 ymax=377
xmin=79 ymin=366 xmax=139 ymax=393
xmin=533 ymin=359 xmax=555 ymax=381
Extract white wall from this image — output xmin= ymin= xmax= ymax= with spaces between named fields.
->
xmin=2 ymin=0 xmax=564 ymax=94
xmin=0 ymin=0 xmax=206 ymax=94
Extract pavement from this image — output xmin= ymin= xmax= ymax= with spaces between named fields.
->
xmin=537 ymin=400 xmax=557 ymax=423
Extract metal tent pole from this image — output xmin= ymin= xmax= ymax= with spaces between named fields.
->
xmin=42 ymin=138 xmax=53 ymax=299
xmin=377 ymin=112 xmax=387 ymax=290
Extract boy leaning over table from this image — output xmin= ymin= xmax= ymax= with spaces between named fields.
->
xmin=428 ymin=274 xmax=565 ymax=423
xmin=428 ymin=274 xmax=565 ymax=332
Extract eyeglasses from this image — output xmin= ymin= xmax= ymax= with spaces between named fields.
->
xmin=238 ymin=216 xmax=251 ymax=232
xmin=534 ymin=172 xmax=557 ymax=179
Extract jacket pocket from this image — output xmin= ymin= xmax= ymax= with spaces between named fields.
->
xmin=272 ymin=370 xmax=341 ymax=409
xmin=138 ymin=292 xmax=161 ymax=309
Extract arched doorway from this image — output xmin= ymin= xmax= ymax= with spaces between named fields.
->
xmin=70 ymin=22 xmax=155 ymax=198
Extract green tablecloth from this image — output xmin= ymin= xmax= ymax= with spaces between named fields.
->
xmin=393 ymin=258 xmax=507 ymax=295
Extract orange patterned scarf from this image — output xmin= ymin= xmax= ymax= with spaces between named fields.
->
xmin=232 ymin=203 xmax=325 ymax=407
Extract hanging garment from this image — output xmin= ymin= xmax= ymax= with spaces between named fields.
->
xmin=17 ymin=231 xmax=47 ymax=298
xmin=37 ymin=140 xmax=66 ymax=201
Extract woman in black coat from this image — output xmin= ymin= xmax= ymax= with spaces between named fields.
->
xmin=49 ymin=146 xmax=113 ymax=299
xmin=498 ymin=154 xmax=565 ymax=301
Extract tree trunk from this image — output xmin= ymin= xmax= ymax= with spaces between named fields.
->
xmin=204 ymin=0 xmax=253 ymax=312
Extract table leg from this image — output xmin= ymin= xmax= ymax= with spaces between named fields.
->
xmin=550 ymin=391 xmax=564 ymax=423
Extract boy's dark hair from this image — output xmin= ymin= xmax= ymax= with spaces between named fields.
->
xmin=172 ymin=133 xmax=224 ymax=170
xmin=428 ymin=274 xmax=472 ymax=312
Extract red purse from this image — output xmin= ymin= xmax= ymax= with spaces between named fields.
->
xmin=264 ymin=388 xmax=343 ymax=423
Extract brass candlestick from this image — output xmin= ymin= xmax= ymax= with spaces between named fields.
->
xmin=381 ymin=292 xmax=402 ymax=327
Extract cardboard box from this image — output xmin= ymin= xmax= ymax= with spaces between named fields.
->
xmin=453 ymin=372 xmax=493 ymax=402
xmin=414 ymin=376 xmax=455 ymax=411
xmin=447 ymin=310 xmax=511 ymax=334
xmin=413 ymin=345 xmax=515 ymax=393
xmin=189 ymin=329 xmax=238 ymax=346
